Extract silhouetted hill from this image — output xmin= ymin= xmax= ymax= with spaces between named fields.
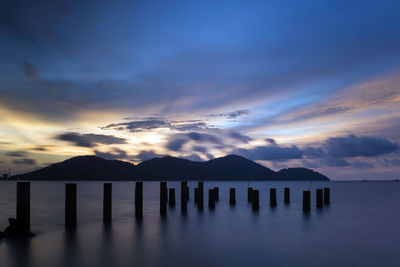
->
xmin=17 ymin=156 xmax=135 ymax=180
xmin=135 ymin=156 xmax=205 ymax=179
xmin=15 ymin=155 xmax=330 ymax=181
xmin=203 ymin=155 xmax=279 ymax=180
xmin=277 ymin=167 xmax=330 ymax=181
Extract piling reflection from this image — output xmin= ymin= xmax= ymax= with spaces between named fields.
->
xmin=4 ymin=237 xmax=32 ymax=267
xmin=62 ymin=228 xmax=78 ymax=267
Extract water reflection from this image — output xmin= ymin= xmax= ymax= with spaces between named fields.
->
xmin=62 ymin=228 xmax=78 ymax=267
xmin=0 ymin=181 xmax=399 ymax=267
xmin=98 ymin=223 xmax=115 ymax=267
xmin=4 ymin=237 xmax=32 ymax=267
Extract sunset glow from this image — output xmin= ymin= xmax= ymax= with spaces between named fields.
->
xmin=1 ymin=0 xmax=400 ymax=180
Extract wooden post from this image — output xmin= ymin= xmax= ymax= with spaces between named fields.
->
xmin=103 ymin=183 xmax=112 ymax=222
xmin=208 ymin=189 xmax=215 ymax=209
xmin=65 ymin=183 xmax=77 ymax=227
xmin=198 ymin=182 xmax=204 ymax=210
xmin=17 ymin=182 xmax=30 ymax=233
xmin=252 ymin=190 xmax=259 ymax=210
xmin=169 ymin=188 xmax=176 ymax=207
xmin=316 ymin=189 xmax=323 ymax=208
xmin=194 ymin=188 xmax=199 ymax=204
xmin=324 ymin=187 xmax=330 ymax=204
xmin=284 ymin=187 xmax=290 ymax=204
xmin=303 ymin=190 xmax=310 ymax=212
xmin=160 ymin=182 xmax=167 ymax=215
xmin=135 ymin=182 xmax=143 ymax=218
xmin=247 ymin=187 xmax=253 ymax=202
xmin=229 ymin=188 xmax=236 ymax=205
xmin=213 ymin=187 xmax=219 ymax=201
xmin=181 ymin=181 xmax=187 ymax=201
xmin=270 ymin=188 xmax=277 ymax=206
xmin=181 ymin=182 xmax=187 ymax=212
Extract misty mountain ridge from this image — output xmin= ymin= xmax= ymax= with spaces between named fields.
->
xmin=15 ymin=154 xmax=330 ymax=181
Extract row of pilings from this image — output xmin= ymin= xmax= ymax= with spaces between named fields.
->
xmin=246 ymin=186 xmax=330 ymax=211
xmin=10 ymin=181 xmax=331 ymax=233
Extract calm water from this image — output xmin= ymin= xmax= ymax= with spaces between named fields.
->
xmin=0 ymin=181 xmax=399 ymax=267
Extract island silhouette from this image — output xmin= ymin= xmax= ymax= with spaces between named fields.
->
xmin=13 ymin=155 xmax=329 ymax=181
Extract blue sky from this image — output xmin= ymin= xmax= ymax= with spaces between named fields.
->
xmin=1 ymin=0 xmax=400 ymax=179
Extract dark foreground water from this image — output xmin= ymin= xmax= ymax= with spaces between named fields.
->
xmin=0 ymin=181 xmax=399 ymax=267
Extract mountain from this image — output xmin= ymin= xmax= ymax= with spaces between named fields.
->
xmin=15 ymin=155 xmax=330 ymax=181
xmin=135 ymin=156 xmax=205 ymax=180
xmin=202 ymin=155 xmax=279 ymax=180
xmin=277 ymin=167 xmax=330 ymax=181
xmin=17 ymin=156 xmax=135 ymax=180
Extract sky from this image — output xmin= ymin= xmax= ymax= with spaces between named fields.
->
xmin=1 ymin=0 xmax=400 ymax=180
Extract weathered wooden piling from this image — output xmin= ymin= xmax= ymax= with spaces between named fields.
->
xmin=229 ymin=188 xmax=236 ymax=205
xmin=303 ymin=190 xmax=310 ymax=212
xmin=247 ymin=187 xmax=253 ymax=202
xmin=169 ymin=188 xmax=176 ymax=207
xmin=284 ymin=187 xmax=290 ymax=204
xmin=316 ymin=189 xmax=323 ymax=208
xmin=270 ymin=188 xmax=277 ymax=207
xmin=181 ymin=182 xmax=187 ymax=212
xmin=103 ymin=183 xmax=112 ymax=222
xmin=65 ymin=183 xmax=77 ymax=227
xmin=17 ymin=182 xmax=30 ymax=233
xmin=194 ymin=187 xmax=199 ymax=204
xmin=135 ymin=182 xmax=143 ymax=218
xmin=198 ymin=182 xmax=204 ymax=210
xmin=324 ymin=187 xmax=330 ymax=204
xmin=208 ymin=189 xmax=215 ymax=209
xmin=213 ymin=187 xmax=219 ymax=201
xmin=252 ymin=190 xmax=259 ymax=210
xmin=160 ymin=182 xmax=167 ymax=215
xmin=181 ymin=181 xmax=187 ymax=200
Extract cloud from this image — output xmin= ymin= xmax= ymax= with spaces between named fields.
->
xmin=232 ymin=145 xmax=303 ymax=161
xmin=166 ymin=138 xmax=189 ymax=151
xmin=186 ymin=132 xmax=221 ymax=144
xmin=350 ymin=160 xmax=375 ymax=169
xmin=182 ymin=154 xmax=203 ymax=161
xmin=278 ymin=106 xmax=353 ymax=126
xmin=265 ymin=138 xmax=276 ymax=145
xmin=55 ymin=132 xmax=127 ymax=147
xmin=103 ymin=118 xmax=210 ymax=133
xmin=31 ymin=146 xmax=49 ymax=151
xmin=324 ymin=135 xmax=398 ymax=158
xmin=229 ymin=135 xmax=397 ymax=167
xmin=94 ymin=148 xmax=128 ymax=160
xmin=203 ymin=109 xmax=251 ymax=119
xmin=1 ymin=0 xmax=400 ymax=128
xmin=303 ymin=146 xmax=326 ymax=158
xmin=23 ymin=61 xmax=36 ymax=79
xmin=301 ymin=160 xmax=324 ymax=169
xmin=172 ymin=121 xmax=208 ymax=131
xmin=103 ymin=118 xmax=170 ymax=132
xmin=320 ymin=157 xmax=350 ymax=167
xmin=381 ymin=158 xmax=400 ymax=167
xmin=135 ymin=150 xmax=167 ymax=162
xmin=6 ymin=151 xmax=26 ymax=157
xmin=192 ymin=146 xmax=208 ymax=153
xmin=13 ymin=158 xmax=36 ymax=165
xmin=229 ymin=131 xmax=252 ymax=143
xmin=165 ymin=131 xmax=222 ymax=152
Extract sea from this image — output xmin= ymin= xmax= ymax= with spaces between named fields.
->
xmin=0 ymin=181 xmax=399 ymax=267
